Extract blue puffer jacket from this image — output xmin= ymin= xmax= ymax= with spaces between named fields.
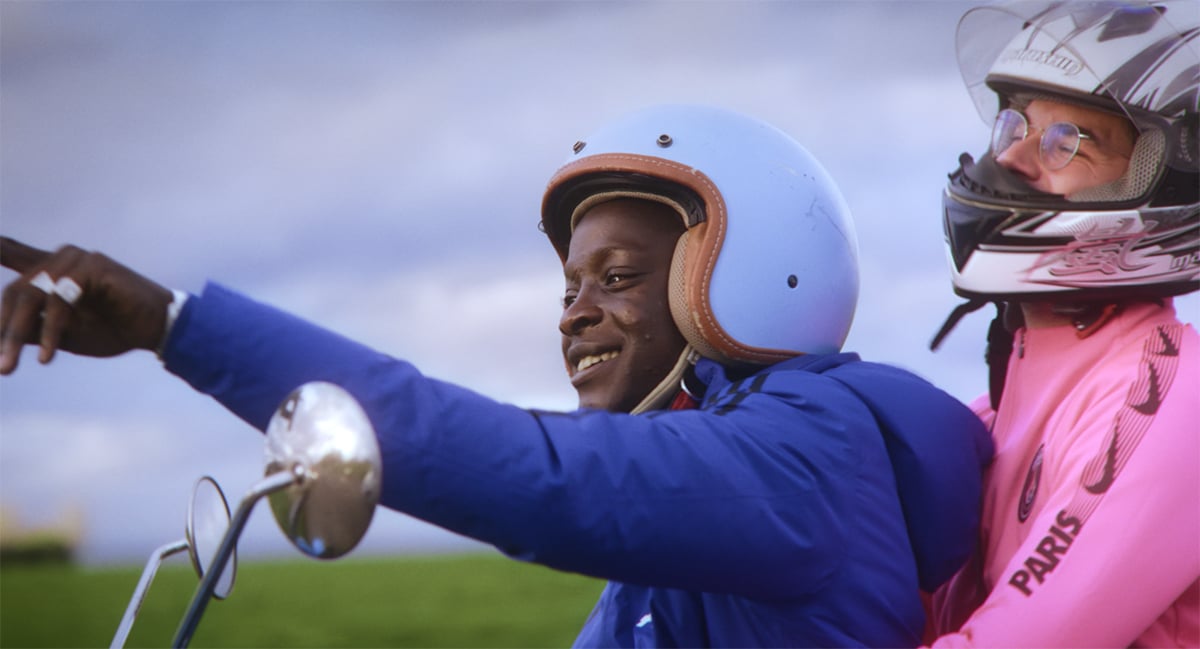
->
xmin=163 ymin=283 xmax=992 ymax=648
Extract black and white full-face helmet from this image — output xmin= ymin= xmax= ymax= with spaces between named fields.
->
xmin=944 ymin=0 xmax=1199 ymax=303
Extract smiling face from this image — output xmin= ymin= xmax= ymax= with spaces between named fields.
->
xmin=559 ymin=198 xmax=688 ymax=413
xmin=993 ymin=99 xmax=1137 ymax=196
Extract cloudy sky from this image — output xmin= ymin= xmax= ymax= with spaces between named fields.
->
xmin=3 ymin=0 xmax=1195 ymax=567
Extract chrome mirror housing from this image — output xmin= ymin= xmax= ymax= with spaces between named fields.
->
xmin=264 ymin=381 xmax=382 ymax=559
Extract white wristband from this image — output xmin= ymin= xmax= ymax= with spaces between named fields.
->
xmin=157 ymin=289 xmax=190 ymax=359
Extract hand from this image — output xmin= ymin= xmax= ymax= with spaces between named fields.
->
xmin=0 ymin=237 xmax=174 ymax=375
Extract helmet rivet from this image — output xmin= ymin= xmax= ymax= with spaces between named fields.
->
xmin=573 ymin=141 xmax=586 ymax=154
xmin=787 ymin=275 xmax=798 ymax=288
xmin=656 ymin=134 xmax=673 ymax=148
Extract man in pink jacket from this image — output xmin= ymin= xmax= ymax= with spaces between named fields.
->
xmin=926 ymin=1 xmax=1199 ymax=646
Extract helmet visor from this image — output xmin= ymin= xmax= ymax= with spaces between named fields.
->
xmin=955 ymin=0 xmax=1161 ymax=124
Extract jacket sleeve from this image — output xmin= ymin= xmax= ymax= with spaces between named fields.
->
xmin=931 ymin=327 xmax=1200 ymax=648
xmin=162 ymin=283 xmax=885 ymax=600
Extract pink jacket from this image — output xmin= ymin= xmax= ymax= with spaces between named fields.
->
xmin=930 ymin=300 xmax=1199 ymax=648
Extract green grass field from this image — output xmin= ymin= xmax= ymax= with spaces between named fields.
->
xmin=0 ymin=553 xmax=606 ymax=648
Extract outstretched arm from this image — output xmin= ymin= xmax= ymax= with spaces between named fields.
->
xmin=0 ymin=237 xmax=173 ymax=374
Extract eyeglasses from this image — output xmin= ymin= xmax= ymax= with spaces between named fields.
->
xmin=990 ymin=108 xmax=1093 ymax=170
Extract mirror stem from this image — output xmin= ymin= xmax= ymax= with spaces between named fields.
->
xmin=111 ymin=539 xmax=190 ymax=649
xmin=171 ymin=468 xmax=303 ymax=648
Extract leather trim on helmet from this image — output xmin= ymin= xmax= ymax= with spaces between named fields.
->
xmin=542 ymin=154 xmax=709 ymax=261
xmin=542 ymin=152 xmax=784 ymax=366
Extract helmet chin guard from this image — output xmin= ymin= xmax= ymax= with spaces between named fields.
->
xmin=542 ymin=104 xmax=861 ymax=373
xmin=944 ymin=149 xmax=1198 ymax=303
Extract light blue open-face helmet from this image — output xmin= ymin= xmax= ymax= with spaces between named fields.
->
xmin=541 ymin=105 xmax=860 ymax=411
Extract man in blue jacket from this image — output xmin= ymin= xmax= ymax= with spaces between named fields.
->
xmin=0 ymin=105 xmax=991 ymax=647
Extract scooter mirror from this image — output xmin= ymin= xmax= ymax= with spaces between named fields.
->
xmin=185 ymin=476 xmax=235 ymax=599
xmin=264 ymin=382 xmax=382 ymax=559
xmin=113 ymin=476 xmax=234 ymax=649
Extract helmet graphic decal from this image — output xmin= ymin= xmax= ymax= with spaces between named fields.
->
xmin=1021 ymin=213 xmax=1198 ymax=286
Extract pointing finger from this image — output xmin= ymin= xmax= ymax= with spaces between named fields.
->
xmin=0 ymin=237 xmax=50 ymax=275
